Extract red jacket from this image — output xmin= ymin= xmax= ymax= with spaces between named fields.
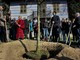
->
xmin=16 ymin=19 xmax=25 ymax=39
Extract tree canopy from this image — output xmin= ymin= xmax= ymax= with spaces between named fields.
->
xmin=67 ymin=0 xmax=80 ymax=20
xmin=2 ymin=3 xmax=9 ymax=15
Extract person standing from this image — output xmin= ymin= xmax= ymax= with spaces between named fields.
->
xmin=23 ymin=17 xmax=29 ymax=39
xmin=72 ymin=19 xmax=77 ymax=41
xmin=9 ymin=18 xmax=17 ymax=40
xmin=43 ymin=18 xmax=49 ymax=41
xmin=16 ymin=16 xmax=25 ymax=40
xmin=65 ymin=18 xmax=71 ymax=43
xmin=33 ymin=18 xmax=38 ymax=39
xmin=51 ymin=11 xmax=61 ymax=42
xmin=29 ymin=19 xmax=33 ymax=39
xmin=61 ymin=18 xmax=67 ymax=42
xmin=73 ymin=13 xmax=80 ymax=47
xmin=0 ymin=16 xmax=6 ymax=42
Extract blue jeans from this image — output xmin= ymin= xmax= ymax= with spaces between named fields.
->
xmin=43 ymin=28 xmax=49 ymax=39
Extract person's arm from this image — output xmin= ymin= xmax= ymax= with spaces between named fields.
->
xmin=73 ymin=18 xmax=77 ymax=28
xmin=20 ymin=20 xmax=25 ymax=29
xmin=15 ymin=20 xmax=20 ymax=27
xmin=58 ymin=16 xmax=60 ymax=22
xmin=0 ymin=18 xmax=6 ymax=22
xmin=50 ymin=17 xmax=54 ymax=26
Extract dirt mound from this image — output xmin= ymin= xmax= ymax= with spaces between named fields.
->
xmin=0 ymin=40 xmax=80 ymax=60
xmin=0 ymin=40 xmax=37 ymax=60
xmin=57 ymin=47 xmax=80 ymax=60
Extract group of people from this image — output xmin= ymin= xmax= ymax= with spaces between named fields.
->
xmin=9 ymin=16 xmax=38 ymax=40
xmin=0 ymin=11 xmax=80 ymax=47
xmin=40 ymin=12 xmax=71 ymax=42
xmin=49 ymin=12 xmax=80 ymax=45
xmin=40 ymin=11 xmax=80 ymax=45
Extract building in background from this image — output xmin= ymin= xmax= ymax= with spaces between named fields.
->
xmin=2 ymin=0 xmax=68 ymax=20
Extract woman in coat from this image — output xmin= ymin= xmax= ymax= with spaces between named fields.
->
xmin=16 ymin=16 xmax=25 ymax=39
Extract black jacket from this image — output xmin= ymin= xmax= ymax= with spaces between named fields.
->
xmin=51 ymin=15 xmax=60 ymax=27
xmin=74 ymin=16 xmax=80 ymax=28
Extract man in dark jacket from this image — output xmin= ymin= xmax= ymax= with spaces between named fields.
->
xmin=73 ymin=13 xmax=80 ymax=46
xmin=51 ymin=11 xmax=61 ymax=42
xmin=61 ymin=19 xmax=67 ymax=42
xmin=9 ymin=18 xmax=17 ymax=40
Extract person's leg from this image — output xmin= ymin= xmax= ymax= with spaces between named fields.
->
xmin=52 ymin=29 xmax=55 ymax=42
xmin=30 ymin=31 xmax=32 ymax=39
xmin=77 ymin=28 xmax=80 ymax=42
xmin=1 ymin=27 xmax=6 ymax=42
xmin=34 ymin=28 xmax=37 ymax=39
xmin=54 ymin=31 xmax=57 ymax=42
xmin=43 ymin=28 xmax=46 ymax=40
xmin=46 ymin=28 xmax=49 ymax=38
xmin=34 ymin=28 xmax=36 ymax=39
xmin=62 ymin=30 xmax=66 ymax=42
xmin=75 ymin=28 xmax=80 ymax=47
xmin=59 ymin=30 xmax=62 ymax=41
xmin=26 ymin=28 xmax=29 ymax=39
xmin=55 ymin=27 xmax=60 ymax=42
xmin=52 ymin=33 xmax=54 ymax=42
xmin=0 ymin=27 xmax=1 ymax=42
xmin=66 ymin=32 xmax=70 ymax=43
xmin=12 ymin=28 xmax=17 ymax=40
xmin=73 ymin=33 xmax=75 ymax=41
xmin=55 ymin=32 xmax=59 ymax=42
xmin=9 ymin=28 xmax=12 ymax=40
xmin=35 ymin=30 xmax=38 ymax=40
xmin=45 ymin=28 xmax=49 ymax=41
xmin=0 ymin=31 xmax=3 ymax=42
xmin=24 ymin=29 xmax=27 ymax=39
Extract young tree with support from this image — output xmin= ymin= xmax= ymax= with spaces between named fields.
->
xmin=26 ymin=0 xmax=50 ymax=59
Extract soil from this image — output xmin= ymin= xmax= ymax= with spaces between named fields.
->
xmin=0 ymin=40 xmax=80 ymax=60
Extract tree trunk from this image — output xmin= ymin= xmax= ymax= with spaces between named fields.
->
xmin=36 ymin=0 xmax=41 ymax=52
xmin=5 ymin=21 xmax=9 ymax=42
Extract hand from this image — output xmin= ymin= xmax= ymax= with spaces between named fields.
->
xmin=18 ymin=25 xmax=21 ymax=27
xmin=73 ymin=25 xmax=76 ymax=28
xmin=47 ymin=21 xmax=49 ymax=23
xmin=3 ymin=18 xmax=6 ymax=22
xmin=52 ymin=21 xmax=54 ymax=24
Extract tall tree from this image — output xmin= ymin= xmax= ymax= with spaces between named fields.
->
xmin=67 ymin=0 xmax=80 ymax=20
xmin=2 ymin=3 xmax=9 ymax=15
xmin=36 ymin=0 xmax=46 ymax=52
xmin=36 ymin=0 xmax=41 ymax=52
xmin=0 ymin=0 xmax=2 ymax=2
xmin=36 ymin=0 xmax=47 ymax=52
